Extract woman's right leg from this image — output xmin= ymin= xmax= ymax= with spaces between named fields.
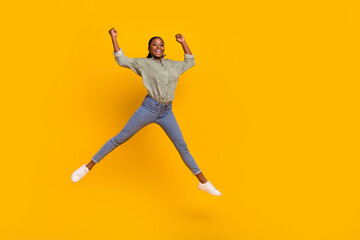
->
xmin=90 ymin=105 xmax=156 ymax=166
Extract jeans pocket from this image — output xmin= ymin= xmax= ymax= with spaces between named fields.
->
xmin=143 ymin=104 xmax=158 ymax=115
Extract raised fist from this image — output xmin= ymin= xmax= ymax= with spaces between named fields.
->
xmin=109 ymin=28 xmax=117 ymax=38
xmin=175 ymin=34 xmax=185 ymax=43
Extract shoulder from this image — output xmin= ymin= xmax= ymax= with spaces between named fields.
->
xmin=165 ymin=59 xmax=179 ymax=64
xmin=132 ymin=58 xmax=147 ymax=64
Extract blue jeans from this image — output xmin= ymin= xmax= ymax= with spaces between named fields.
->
xmin=92 ymin=95 xmax=202 ymax=175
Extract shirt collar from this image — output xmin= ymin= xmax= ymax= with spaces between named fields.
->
xmin=151 ymin=54 xmax=166 ymax=62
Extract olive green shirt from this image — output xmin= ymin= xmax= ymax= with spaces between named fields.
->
xmin=113 ymin=48 xmax=195 ymax=104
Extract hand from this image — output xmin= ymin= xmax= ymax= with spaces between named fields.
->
xmin=109 ymin=28 xmax=117 ymax=38
xmin=175 ymin=34 xmax=185 ymax=43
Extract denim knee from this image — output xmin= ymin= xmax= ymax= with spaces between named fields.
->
xmin=176 ymin=142 xmax=191 ymax=157
xmin=109 ymin=134 xmax=126 ymax=148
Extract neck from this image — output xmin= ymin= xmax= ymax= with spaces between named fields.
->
xmin=153 ymin=56 xmax=162 ymax=62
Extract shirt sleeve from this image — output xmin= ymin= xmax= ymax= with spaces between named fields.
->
xmin=113 ymin=48 xmax=142 ymax=76
xmin=174 ymin=54 xmax=195 ymax=75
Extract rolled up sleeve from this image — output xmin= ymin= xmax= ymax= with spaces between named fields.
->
xmin=113 ymin=48 xmax=142 ymax=76
xmin=175 ymin=54 xmax=195 ymax=75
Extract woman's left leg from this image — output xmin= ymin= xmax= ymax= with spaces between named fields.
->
xmin=155 ymin=109 xmax=206 ymax=182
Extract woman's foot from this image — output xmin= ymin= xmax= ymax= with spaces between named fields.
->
xmin=71 ymin=164 xmax=90 ymax=183
xmin=198 ymin=181 xmax=222 ymax=196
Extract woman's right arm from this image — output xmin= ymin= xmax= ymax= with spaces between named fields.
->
xmin=109 ymin=28 xmax=120 ymax=53
xmin=109 ymin=28 xmax=142 ymax=76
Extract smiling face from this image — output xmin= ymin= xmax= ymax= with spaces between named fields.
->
xmin=148 ymin=38 xmax=164 ymax=60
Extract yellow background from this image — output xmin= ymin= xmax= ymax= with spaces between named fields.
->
xmin=1 ymin=0 xmax=359 ymax=239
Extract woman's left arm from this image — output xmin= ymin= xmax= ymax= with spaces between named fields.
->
xmin=176 ymin=34 xmax=192 ymax=55
xmin=175 ymin=34 xmax=195 ymax=74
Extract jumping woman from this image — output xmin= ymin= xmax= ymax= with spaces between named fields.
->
xmin=71 ymin=28 xmax=222 ymax=196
